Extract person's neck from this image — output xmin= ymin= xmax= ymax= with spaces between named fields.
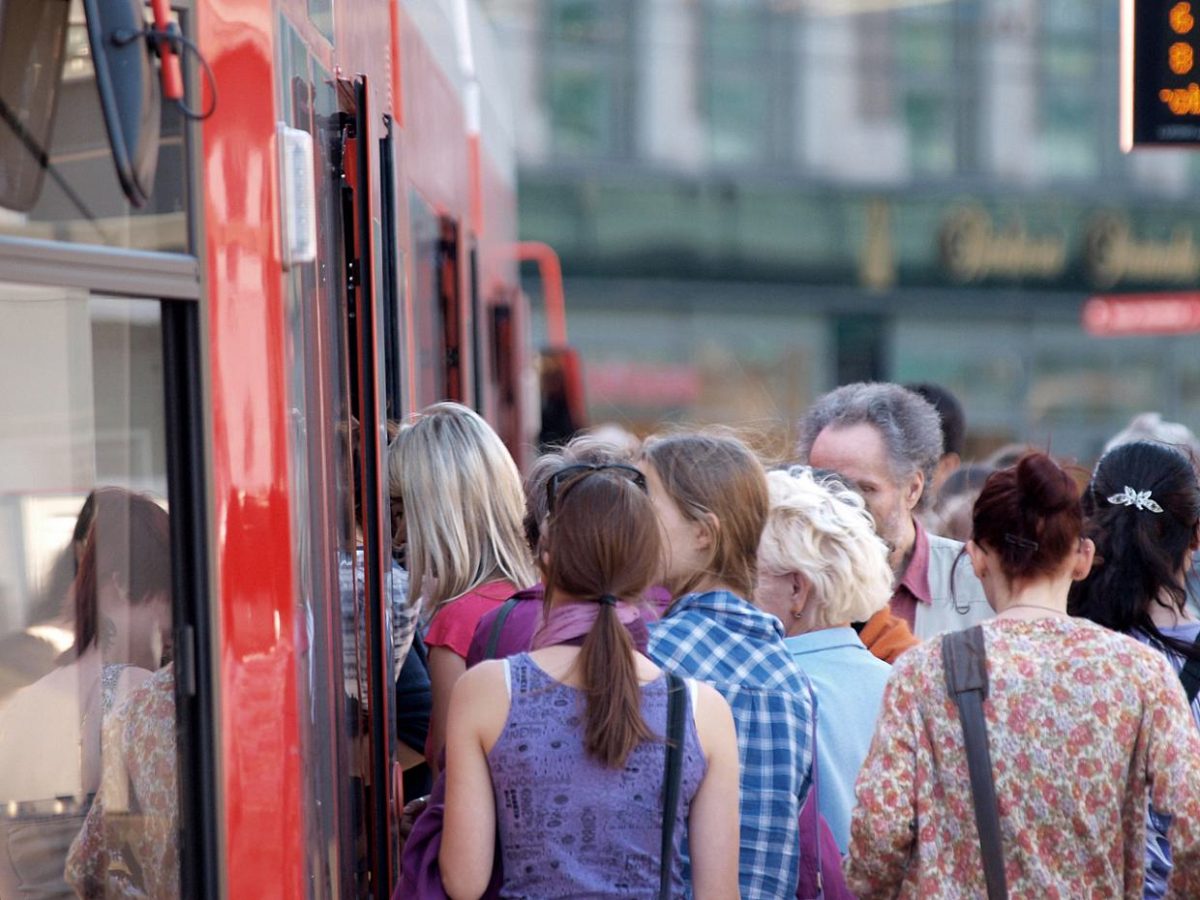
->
xmin=689 ymin=577 xmax=742 ymax=598
xmin=992 ymin=578 xmax=1071 ymax=620
xmin=889 ymin=519 xmax=917 ymax=582
xmin=1148 ymin=592 xmax=1198 ymax=629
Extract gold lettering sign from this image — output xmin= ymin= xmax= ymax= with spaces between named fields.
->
xmin=1084 ymin=212 xmax=1200 ymax=289
xmin=938 ymin=206 xmax=1066 ymax=283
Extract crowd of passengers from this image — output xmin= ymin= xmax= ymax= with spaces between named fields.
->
xmin=3 ymin=381 xmax=1200 ymax=899
xmin=392 ymin=384 xmax=1200 ymax=900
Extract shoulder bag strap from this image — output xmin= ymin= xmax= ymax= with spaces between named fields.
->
xmin=942 ymin=626 xmax=1008 ymax=900
xmin=660 ymin=673 xmax=686 ymax=900
xmin=484 ymin=597 xmax=521 ymax=661
xmin=1180 ymin=630 xmax=1200 ymax=705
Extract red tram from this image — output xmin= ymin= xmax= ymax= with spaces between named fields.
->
xmin=0 ymin=0 xmax=562 ymax=896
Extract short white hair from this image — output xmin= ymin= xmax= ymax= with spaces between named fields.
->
xmin=1104 ymin=412 xmax=1200 ymax=459
xmin=758 ymin=467 xmax=892 ymax=628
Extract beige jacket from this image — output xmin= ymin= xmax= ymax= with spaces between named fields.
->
xmin=912 ymin=532 xmax=993 ymax=640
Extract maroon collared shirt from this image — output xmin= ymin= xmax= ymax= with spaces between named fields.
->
xmin=890 ymin=517 xmax=932 ymax=629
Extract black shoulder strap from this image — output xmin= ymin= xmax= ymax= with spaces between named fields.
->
xmin=942 ymin=626 xmax=1008 ymax=900
xmin=1181 ymin=630 xmax=1200 ymax=705
xmin=483 ymin=597 xmax=521 ymax=661
xmin=660 ymin=673 xmax=686 ymax=900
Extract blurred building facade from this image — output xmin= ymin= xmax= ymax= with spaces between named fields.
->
xmin=484 ymin=0 xmax=1200 ymax=460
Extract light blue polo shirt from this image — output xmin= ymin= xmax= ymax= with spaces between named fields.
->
xmin=784 ymin=626 xmax=891 ymax=852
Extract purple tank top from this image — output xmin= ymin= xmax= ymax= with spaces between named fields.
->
xmin=488 ymin=654 xmax=706 ymax=899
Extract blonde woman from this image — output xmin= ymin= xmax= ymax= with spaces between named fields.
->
xmin=393 ymin=402 xmax=535 ymax=767
xmin=755 ymin=466 xmax=893 ymax=852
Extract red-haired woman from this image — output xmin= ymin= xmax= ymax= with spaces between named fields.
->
xmin=846 ymin=453 xmax=1200 ymax=898
xmin=440 ymin=466 xmax=740 ymax=899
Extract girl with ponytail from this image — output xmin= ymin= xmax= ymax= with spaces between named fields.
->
xmin=440 ymin=466 xmax=739 ymax=900
xmin=1068 ymin=440 xmax=1200 ymax=898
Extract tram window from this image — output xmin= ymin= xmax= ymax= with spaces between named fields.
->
xmin=0 ymin=1 xmax=188 ymax=253
xmin=0 ymin=283 xmax=182 ymax=898
xmin=409 ymin=193 xmax=445 ymax=405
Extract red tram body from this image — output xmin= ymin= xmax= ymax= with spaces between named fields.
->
xmin=203 ymin=1 xmax=529 ymax=894
xmin=0 ymin=0 xmax=542 ymax=896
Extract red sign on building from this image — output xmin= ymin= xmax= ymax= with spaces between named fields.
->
xmin=1083 ymin=292 xmax=1200 ymax=335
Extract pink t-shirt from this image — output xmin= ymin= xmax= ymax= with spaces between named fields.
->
xmin=424 ymin=580 xmax=518 ymax=658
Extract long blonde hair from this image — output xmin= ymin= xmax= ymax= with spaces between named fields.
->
xmin=392 ymin=402 xmax=535 ymax=613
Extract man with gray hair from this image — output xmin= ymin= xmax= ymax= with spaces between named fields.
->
xmin=797 ymin=382 xmax=991 ymax=644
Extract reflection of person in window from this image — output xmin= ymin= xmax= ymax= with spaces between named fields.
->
xmin=65 ymin=663 xmax=177 ymax=899
xmin=0 ymin=487 xmax=171 ymax=899
xmin=0 ymin=491 xmax=96 ymax=704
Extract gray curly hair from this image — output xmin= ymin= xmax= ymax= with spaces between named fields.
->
xmin=795 ymin=382 xmax=944 ymax=510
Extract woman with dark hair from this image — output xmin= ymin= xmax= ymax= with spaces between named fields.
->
xmin=440 ymin=466 xmax=739 ymax=899
xmin=847 ymin=453 xmax=1200 ymax=898
xmin=1068 ymin=440 xmax=1200 ymax=898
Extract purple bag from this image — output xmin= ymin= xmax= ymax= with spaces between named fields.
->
xmin=395 ymin=758 xmax=502 ymax=900
xmin=796 ymin=693 xmax=857 ymax=900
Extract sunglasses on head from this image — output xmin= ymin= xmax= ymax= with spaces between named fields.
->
xmin=546 ymin=463 xmax=648 ymax=514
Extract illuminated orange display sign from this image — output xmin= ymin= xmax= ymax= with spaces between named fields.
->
xmin=1122 ymin=0 xmax=1200 ymax=147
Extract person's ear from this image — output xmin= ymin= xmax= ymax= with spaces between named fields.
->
xmin=1070 ymin=538 xmax=1096 ymax=581
xmin=902 ymin=470 xmax=925 ymax=513
xmin=965 ymin=539 xmax=988 ymax=581
xmin=694 ymin=512 xmax=718 ymax=552
xmin=790 ymin=574 xmax=812 ymax=619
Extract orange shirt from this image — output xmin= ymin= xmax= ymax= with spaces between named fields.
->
xmin=858 ymin=608 xmax=919 ymax=664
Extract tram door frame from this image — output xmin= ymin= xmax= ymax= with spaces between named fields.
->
xmin=332 ymin=73 xmax=401 ymax=894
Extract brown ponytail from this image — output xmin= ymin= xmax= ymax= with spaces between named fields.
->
xmin=543 ymin=470 xmax=662 ymax=768
xmin=578 ymin=598 xmax=652 ymax=767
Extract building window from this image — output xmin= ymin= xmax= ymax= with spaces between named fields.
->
xmin=1037 ymin=1 xmax=1102 ymax=180
xmin=699 ymin=0 xmax=793 ymax=166
xmin=543 ymin=0 xmax=635 ymax=159
xmin=892 ymin=6 xmax=957 ymax=177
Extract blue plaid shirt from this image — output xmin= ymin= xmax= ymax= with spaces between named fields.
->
xmin=649 ymin=590 xmax=814 ymax=899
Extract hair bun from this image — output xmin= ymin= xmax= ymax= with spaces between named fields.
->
xmin=1015 ymin=453 xmax=1079 ymax=515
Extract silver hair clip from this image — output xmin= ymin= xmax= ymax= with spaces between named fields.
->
xmin=1106 ymin=485 xmax=1163 ymax=513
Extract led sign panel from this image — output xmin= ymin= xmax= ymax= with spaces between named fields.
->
xmin=1121 ymin=0 xmax=1200 ymax=148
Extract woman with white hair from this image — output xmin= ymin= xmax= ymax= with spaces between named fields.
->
xmin=754 ymin=466 xmax=894 ymax=852
xmin=393 ymin=402 xmax=536 ymax=769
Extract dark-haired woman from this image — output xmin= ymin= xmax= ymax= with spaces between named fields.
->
xmin=440 ymin=467 xmax=740 ymax=899
xmin=1068 ymin=440 xmax=1200 ymax=898
xmin=846 ymin=453 xmax=1200 ymax=898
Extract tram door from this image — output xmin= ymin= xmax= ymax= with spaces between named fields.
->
xmin=276 ymin=21 xmax=400 ymax=897
xmin=325 ymin=76 xmax=402 ymax=896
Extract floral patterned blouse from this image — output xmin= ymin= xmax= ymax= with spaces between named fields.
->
xmin=66 ymin=663 xmax=177 ymax=899
xmin=846 ymin=617 xmax=1200 ymax=899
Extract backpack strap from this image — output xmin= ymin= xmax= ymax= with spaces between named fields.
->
xmin=483 ymin=597 xmax=521 ymax=661
xmin=1181 ymin=630 xmax=1200 ymax=705
xmin=660 ymin=673 xmax=686 ymax=900
xmin=942 ymin=626 xmax=1008 ymax=900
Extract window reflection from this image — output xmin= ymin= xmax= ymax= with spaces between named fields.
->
xmin=0 ymin=283 xmax=179 ymax=898
xmin=0 ymin=0 xmax=187 ymax=252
